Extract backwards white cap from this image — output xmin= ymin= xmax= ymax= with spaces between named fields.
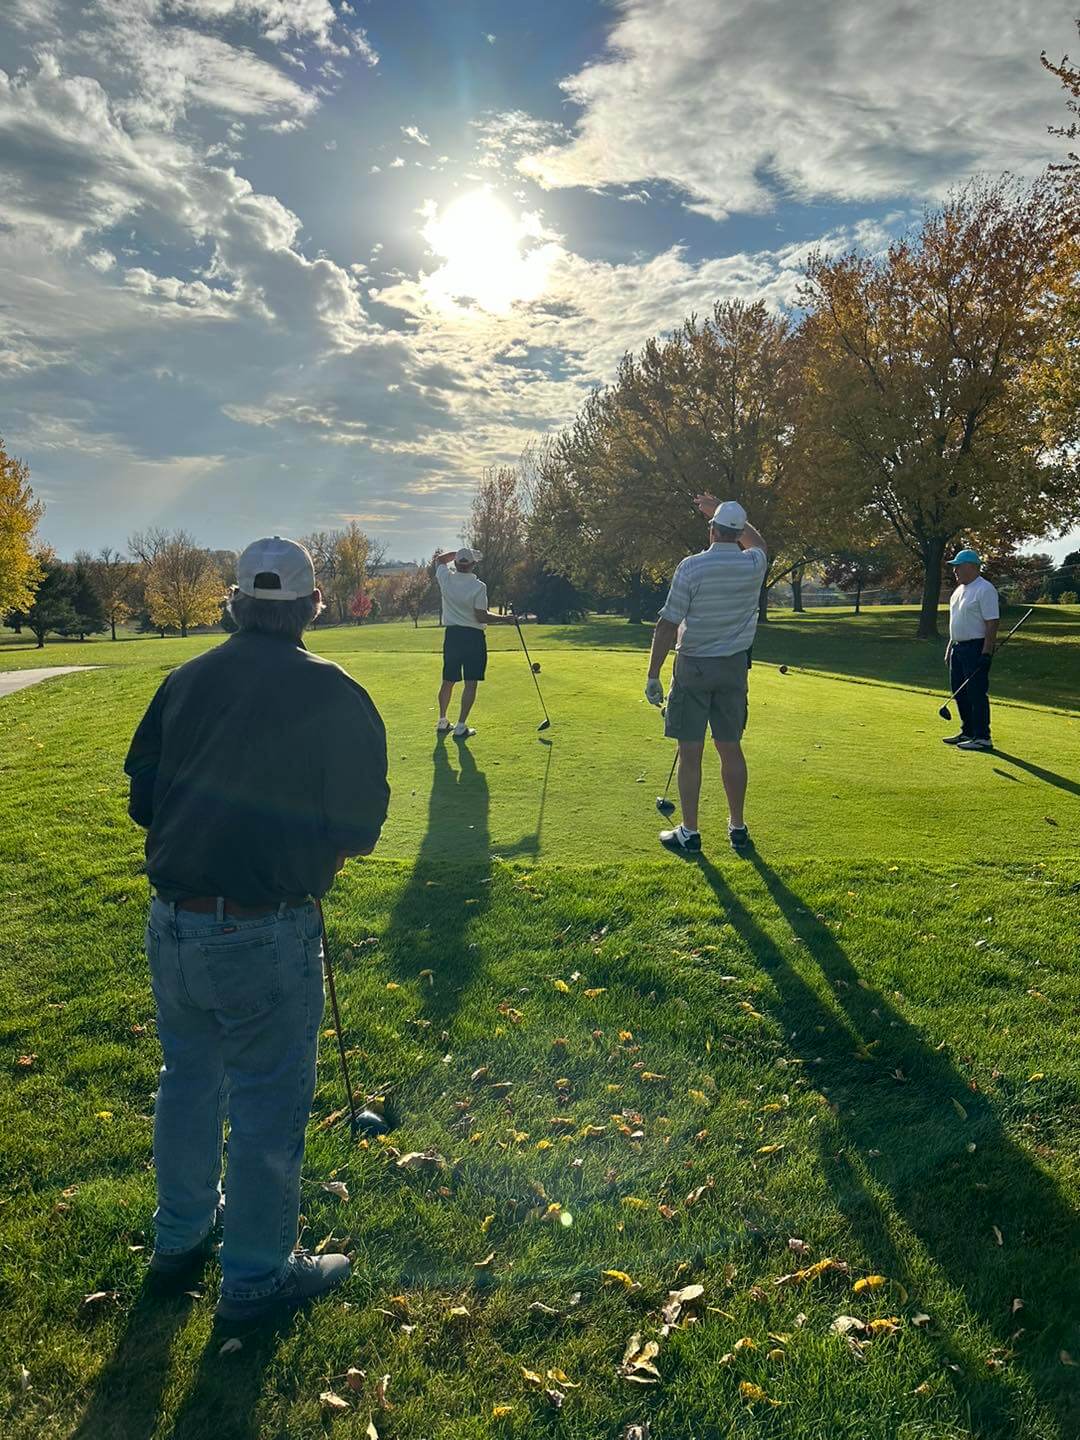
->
xmin=236 ymin=536 xmax=316 ymax=600
xmin=455 ymin=547 xmax=483 ymax=564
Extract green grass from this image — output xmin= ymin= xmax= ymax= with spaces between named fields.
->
xmin=1 ymin=613 xmax=1079 ymax=1439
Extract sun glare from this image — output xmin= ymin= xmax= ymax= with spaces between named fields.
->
xmin=420 ymin=189 xmax=552 ymax=313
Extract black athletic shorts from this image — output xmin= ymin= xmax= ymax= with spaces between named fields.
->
xmin=442 ymin=624 xmax=487 ymax=682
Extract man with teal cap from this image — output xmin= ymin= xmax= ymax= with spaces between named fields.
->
xmin=943 ymin=548 xmax=999 ymax=751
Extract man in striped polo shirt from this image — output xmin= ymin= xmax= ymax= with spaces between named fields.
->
xmin=645 ymin=496 xmax=767 ymax=854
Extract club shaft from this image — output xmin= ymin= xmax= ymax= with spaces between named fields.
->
xmin=514 ymin=619 xmax=551 ymax=722
xmin=663 ymin=750 xmax=678 ymax=798
xmin=316 ymin=898 xmax=360 ymax=1138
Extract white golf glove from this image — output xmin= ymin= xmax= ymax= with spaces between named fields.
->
xmin=644 ymin=677 xmax=665 ymax=707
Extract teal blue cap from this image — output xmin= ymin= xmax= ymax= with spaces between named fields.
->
xmin=948 ymin=548 xmax=981 ymax=566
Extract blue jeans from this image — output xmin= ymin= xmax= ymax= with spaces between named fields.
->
xmin=146 ymin=896 xmax=325 ymax=1302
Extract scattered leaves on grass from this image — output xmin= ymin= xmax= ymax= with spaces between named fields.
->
xmin=322 ymin=1181 xmax=349 ymax=1202
xmin=345 ymin=1368 xmax=366 ymax=1392
xmin=951 ymin=1098 xmax=968 ymax=1120
xmin=992 ymin=1225 xmax=1004 ymax=1247
xmin=15 ymin=1054 xmax=36 ymax=1068
xmin=553 ymin=980 xmax=571 ymax=993
xmin=685 ymin=1176 xmax=714 ymax=1207
xmin=853 ymin=1275 xmax=886 ymax=1294
xmin=218 ymin=1337 xmax=243 ymax=1356
xmin=521 ymin=1367 xmax=543 ymax=1386
xmin=321 ymin=1391 xmax=351 ymax=1413
xmin=584 ymin=988 xmax=606 ymax=998
xmin=492 ymin=1404 xmax=513 ymax=1418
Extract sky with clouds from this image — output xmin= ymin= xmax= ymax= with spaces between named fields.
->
xmin=2 ymin=0 xmax=1077 ymax=562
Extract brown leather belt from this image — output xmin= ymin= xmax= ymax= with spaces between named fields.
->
xmin=176 ymin=895 xmax=307 ymax=919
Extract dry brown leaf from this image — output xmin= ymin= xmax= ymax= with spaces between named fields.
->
xmin=320 ymin=1391 xmax=351 ymax=1413
xmin=322 ymin=1181 xmax=349 ymax=1202
xmin=951 ymin=1098 xmax=968 ymax=1121
xmin=345 ymin=1367 xmax=366 ymax=1392
xmin=492 ymin=1405 xmax=514 ymax=1418
xmin=545 ymin=1387 xmax=566 ymax=1409
xmin=474 ymin=1251 xmax=496 ymax=1270
xmin=395 ymin=1150 xmax=447 ymax=1172
xmin=81 ymin=1290 xmax=120 ymax=1308
xmin=218 ymin=1337 xmax=243 ymax=1355
xmin=521 ymin=1367 xmax=543 ymax=1385
xmin=830 ymin=1315 xmax=865 ymax=1336
xmin=992 ymin=1225 xmax=1004 ymax=1247
xmin=739 ymin=1381 xmax=779 ymax=1406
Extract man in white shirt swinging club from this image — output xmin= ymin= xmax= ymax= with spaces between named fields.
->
xmin=432 ymin=547 xmax=512 ymax=739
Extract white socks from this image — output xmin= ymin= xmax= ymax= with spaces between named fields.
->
xmin=677 ymin=824 xmax=698 ymax=841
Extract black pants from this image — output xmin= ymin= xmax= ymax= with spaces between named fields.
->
xmin=950 ymin=638 xmax=992 ymax=741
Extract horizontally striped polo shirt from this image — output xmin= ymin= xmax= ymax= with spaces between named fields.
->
xmin=659 ymin=542 xmax=767 ymax=657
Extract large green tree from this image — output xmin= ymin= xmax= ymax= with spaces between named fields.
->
xmin=798 ymin=178 xmax=1079 ymax=638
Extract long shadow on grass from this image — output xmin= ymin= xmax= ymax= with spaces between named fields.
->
xmin=991 ymin=750 xmax=1080 ymax=801
xmin=696 ymin=853 xmax=1080 ymax=1438
xmin=384 ymin=737 xmax=491 ymax=1025
xmin=165 ymin=1322 xmax=282 ymax=1440
xmin=69 ymin=1286 xmax=193 ymax=1440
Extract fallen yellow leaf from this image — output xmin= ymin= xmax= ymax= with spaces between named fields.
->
xmin=853 ymin=1275 xmax=886 ymax=1293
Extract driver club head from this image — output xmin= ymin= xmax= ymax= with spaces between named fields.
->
xmin=938 ymin=703 xmax=952 ymax=721
xmin=537 ymin=718 xmax=551 ymax=732
xmin=656 ymin=796 xmax=676 ymax=816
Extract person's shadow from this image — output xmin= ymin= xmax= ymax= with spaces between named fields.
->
xmin=384 ymin=737 xmax=491 ymax=1024
xmin=694 ymin=851 xmax=1080 ymax=1436
xmin=990 ymin=750 xmax=1080 ymax=801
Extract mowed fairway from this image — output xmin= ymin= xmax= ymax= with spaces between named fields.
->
xmin=1 ymin=610 xmax=1079 ymax=1440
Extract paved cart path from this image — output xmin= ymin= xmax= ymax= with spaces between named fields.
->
xmin=0 ymin=666 xmax=98 ymax=698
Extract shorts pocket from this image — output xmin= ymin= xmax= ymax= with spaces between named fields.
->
xmin=202 ymin=933 xmax=282 ymax=1018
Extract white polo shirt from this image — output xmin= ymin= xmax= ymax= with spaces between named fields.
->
xmin=436 ymin=563 xmax=488 ymax=629
xmin=949 ymin=575 xmax=999 ymax=643
xmin=660 ymin=543 xmax=767 ymax=657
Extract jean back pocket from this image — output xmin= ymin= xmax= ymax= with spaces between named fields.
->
xmin=201 ymin=933 xmax=282 ymax=1019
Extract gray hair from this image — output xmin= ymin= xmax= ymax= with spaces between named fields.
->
xmin=710 ymin=523 xmax=743 ymax=544
xmin=228 ymin=582 xmax=322 ymax=640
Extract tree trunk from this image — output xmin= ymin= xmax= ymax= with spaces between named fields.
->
xmin=181 ymin=623 xmax=188 ymax=637
xmin=627 ymin=572 xmax=643 ymax=624
xmin=758 ymin=581 xmax=769 ymax=623
xmin=791 ymin=566 xmax=805 ymax=613
xmin=36 ymin=633 xmax=44 ymax=648
xmin=916 ymin=538 xmax=946 ymax=639
xmin=110 ymin=618 xmax=117 ymax=641
xmin=854 ymin=580 xmax=862 ymax=616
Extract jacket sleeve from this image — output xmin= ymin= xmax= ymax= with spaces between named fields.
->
xmin=124 ymin=678 xmax=168 ymax=828
xmin=322 ymin=677 xmax=390 ymax=853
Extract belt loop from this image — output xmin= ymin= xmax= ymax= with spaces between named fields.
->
xmin=215 ymin=896 xmax=225 ymax=923
xmin=168 ymin=900 xmax=178 ymax=938
xmin=277 ymin=900 xmax=287 ymax=919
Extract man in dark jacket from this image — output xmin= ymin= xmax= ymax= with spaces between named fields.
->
xmin=125 ymin=536 xmax=389 ymax=1324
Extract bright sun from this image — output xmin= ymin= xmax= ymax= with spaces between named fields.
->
xmin=421 ymin=189 xmax=552 ymax=314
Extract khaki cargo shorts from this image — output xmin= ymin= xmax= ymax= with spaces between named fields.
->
xmin=664 ymin=651 xmax=749 ymax=744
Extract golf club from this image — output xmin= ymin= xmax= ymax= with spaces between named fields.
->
xmin=511 ymin=611 xmax=552 ymax=731
xmin=938 ymin=607 xmax=1033 ymax=721
xmin=316 ymin=899 xmax=387 ymax=1139
xmin=656 ymin=749 xmax=678 ymax=816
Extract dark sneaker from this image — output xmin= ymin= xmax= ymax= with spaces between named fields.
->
xmin=435 ymin=719 xmax=451 ymax=733
xmin=728 ymin=825 xmax=752 ymax=852
xmin=215 ymin=1250 xmax=351 ymax=1325
xmin=149 ymin=1225 xmax=222 ymax=1295
xmin=453 ymin=723 xmax=476 ymax=739
xmin=957 ymin=738 xmax=992 ymax=751
xmin=941 ymin=733 xmax=969 ymax=746
xmin=660 ymin=826 xmax=702 ymax=854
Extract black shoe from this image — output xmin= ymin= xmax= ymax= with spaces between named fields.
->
xmin=148 ymin=1231 xmax=220 ymax=1295
xmin=728 ymin=825 xmax=752 ymax=852
xmin=660 ymin=826 xmax=702 ymax=854
xmin=941 ymin=733 xmax=969 ymax=746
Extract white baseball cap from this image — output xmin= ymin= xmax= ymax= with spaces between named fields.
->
xmin=455 ymin=546 xmax=483 ymax=564
xmin=711 ymin=500 xmax=747 ymax=531
xmin=236 ymin=536 xmax=316 ymax=600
